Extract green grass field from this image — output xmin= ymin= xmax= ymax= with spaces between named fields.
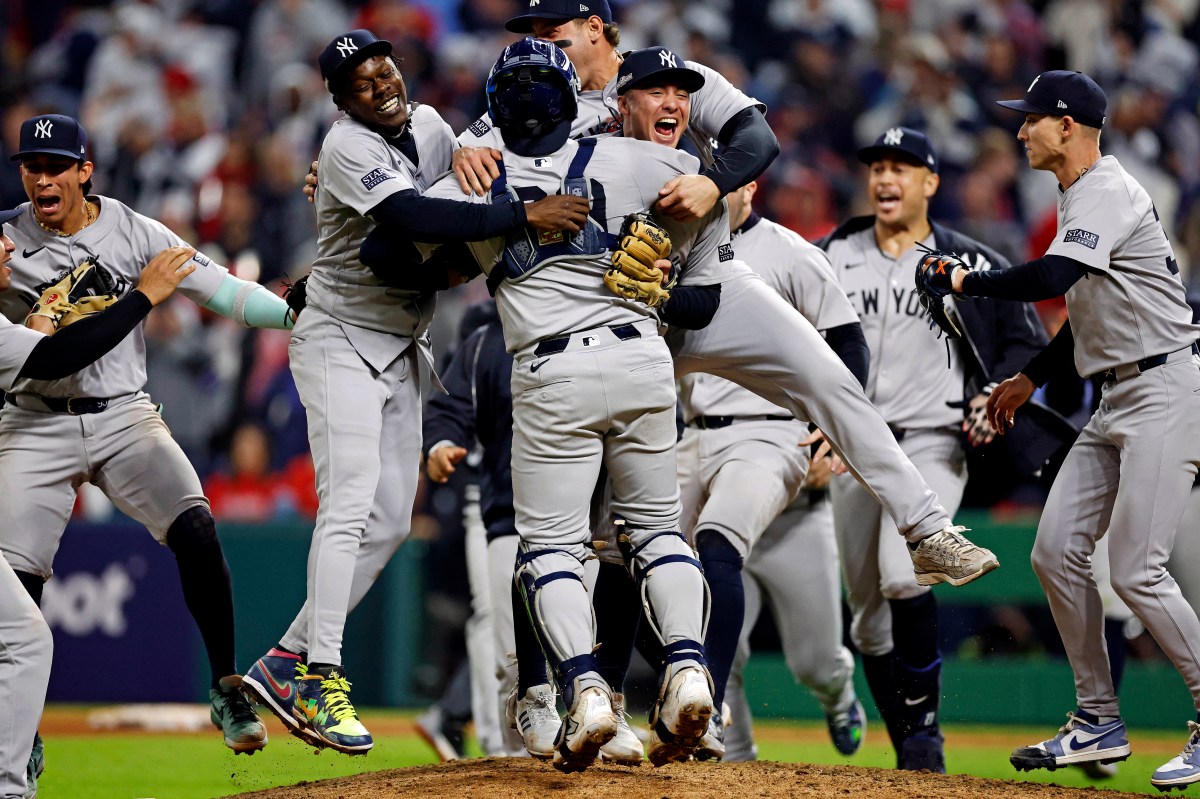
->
xmin=34 ymin=707 xmax=1200 ymax=799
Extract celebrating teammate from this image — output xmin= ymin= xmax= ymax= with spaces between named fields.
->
xmin=694 ymin=180 xmax=867 ymax=761
xmin=0 ymin=113 xmax=285 ymax=759
xmin=239 ymin=29 xmax=587 ymax=755
xmin=819 ymin=127 xmax=1045 ymax=771
xmin=921 ymin=70 xmax=1200 ymax=790
xmin=0 ymin=208 xmax=201 ymax=799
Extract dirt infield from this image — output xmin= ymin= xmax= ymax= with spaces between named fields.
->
xmin=227 ymin=756 xmax=1154 ymax=799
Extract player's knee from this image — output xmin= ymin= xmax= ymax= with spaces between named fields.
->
xmin=697 ymin=529 xmax=744 ymax=569
xmin=166 ymin=505 xmax=220 ymax=556
xmin=29 ymin=615 xmax=53 ymax=660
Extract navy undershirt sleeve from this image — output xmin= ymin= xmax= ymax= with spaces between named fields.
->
xmin=961 ymin=254 xmax=1090 ymax=301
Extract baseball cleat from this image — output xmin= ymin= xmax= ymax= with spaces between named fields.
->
xmin=694 ymin=715 xmax=726 ymax=762
xmin=1151 ymin=721 xmax=1200 ymax=791
xmin=826 ymin=698 xmax=866 ymax=756
xmin=551 ymin=686 xmax=618 ymax=773
xmin=600 ymin=693 xmax=644 ymax=766
xmin=910 ymin=525 xmax=999 ymax=586
xmin=23 ymin=732 xmax=44 ymax=799
xmin=294 ymin=667 xmax=373 ymax=755
xmin=647 ymin=666 xmax=714 ymax=766
xmin=1010 ymin=711 xmax=1130 ymax=772
xmin=899 ymin=731 xmax=946 ymax=772
xmin=242 ymin=648 xmax=323 ymax=747
xmin=209 ymin=675 xmax=268 ymax=754
xmin=513 ymin=683 xmax=561 ymax=759
xmin=415 ymin=705 xmax=465 ymax=761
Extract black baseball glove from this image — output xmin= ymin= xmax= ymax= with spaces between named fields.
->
xmin=282 ymin=274 xmax=309 ymax=322
xmin=914 ymin=243 xmax=969 ymax=339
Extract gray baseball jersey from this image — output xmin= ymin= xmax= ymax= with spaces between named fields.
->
xmin=0 ymin=198 xmax=227 ymax=397
xmin=0 ymin=198 xmax=226 ymax=579
xmin=679 ymin=216 xmax=858 ymax=421
xmin=272 ymin=104 xmax=458 ymax=668
xmin=1025 ymin=155 xmax=1200 ymax=720
xmin=0 ymin=319 xmax=40 ymax=391
xmin=1046 ymin=155 xmax=1200 ymax=377
xmin=423 ymin=132 xmax=728 ymax=352
xmin=825 ymin=228 xmax=963 ymax=429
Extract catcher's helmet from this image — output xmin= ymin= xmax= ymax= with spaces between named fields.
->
xmin=485 ymin=38 xmax=579 ymax=138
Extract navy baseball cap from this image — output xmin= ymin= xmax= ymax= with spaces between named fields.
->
xmin=0 ymin=208 xmax=22 ymax=227
xmin=10 ymin=114 xmax=88 ymax=163
xmin=616 ymin=47 xmax=705 ymax=95
xmin=318 ymin=29 xmax=393 ymax=91
xmin=506 ymin=0 xmax=613 ymax=33
xmin=997 ymin=70 xmax=1107 ymax=128
xmin=857 ymin=127 xmax=939 ymax=173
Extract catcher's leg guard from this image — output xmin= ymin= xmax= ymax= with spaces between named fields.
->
xmin=619 ymin=525 xmax=714 ymax=760
xmin=514 ymin=544 xmax=607 ymax=710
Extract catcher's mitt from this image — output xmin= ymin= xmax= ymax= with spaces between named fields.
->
xmin=30 ymin=257 xmax=126 ymax=330
xmin=604 ymin=212 xmax=674 ymax=309
xmin=914 ymin=243 xmax=968 ymax=338
xmin=282 ymin=274 xmax=309 ymax=321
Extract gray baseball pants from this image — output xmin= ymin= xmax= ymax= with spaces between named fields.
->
xmin=670 ymin=271 xmax=950 ymax=542
xmin=1034 ymin=354 xmax=1200 ymax=716
xmin=0 ymin=551 xmax=51 ymax=799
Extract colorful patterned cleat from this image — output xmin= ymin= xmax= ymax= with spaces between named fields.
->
xmin=293 ymin=666 xmax=373 ymax=755
xmin=826 ymin=698 xmax=866 ymax=756
xmin=242 ymin=648 xmax=323 ymax=747
xmin=209 ymin=675 xmax=268 ymax=754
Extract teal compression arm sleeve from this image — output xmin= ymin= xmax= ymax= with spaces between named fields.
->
xmin=203 ymin=275 xmax=294 ymax=330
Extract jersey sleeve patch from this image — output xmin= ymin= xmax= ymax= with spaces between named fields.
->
xmin=1064 ymin=229 xmax=1099 ymax=250
xmin=361 ymin=168 xmax=396 ymax=191
xmin=468 ymin=119 xmax=491 ymax=138
xmin=718 ymin=243 xmax=734 ymax=262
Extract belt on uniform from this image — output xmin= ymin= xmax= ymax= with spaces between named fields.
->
xmin=5 ymin=393 xmax=110 ymax=415
xmin=1100 ymin=342 xmax=1199 ymax=383
xmin=688 ymin=414 xmax=794 ymax=430
xmin=533 ymin=323 xmax=641 ymax=357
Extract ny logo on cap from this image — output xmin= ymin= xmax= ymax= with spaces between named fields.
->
xmin=529 ymin=0 xmax=539 ymax=5
xmin=34 ymin=119 xmax=53 ymax=139
xmin=336 ymin=37 xmax=358 ymax=58
xmin=1027 ymin=75 xmax=1041 ymax=92
xmin=883 ymin=127 xmax=903 ymax=146
xmin=659 ymin=49 xmax=677 ymax=68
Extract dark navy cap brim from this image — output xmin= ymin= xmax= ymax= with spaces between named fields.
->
xmin=996 ymin=98 xmax=1046 ymax=115
xmin=856 ymin=145 xmax=936 ymax=171
xmin=619 ymin=67 xmax=706 ymax=95
xmin=326 ymin=39 xmax=393 ymax=85
xmin=10 ymin=147 xmax=85 ymax=163
xmin=0 ymin=208 xmax=23 ymax=225
xmin=505 ymin=12 xmax=578 ymax=32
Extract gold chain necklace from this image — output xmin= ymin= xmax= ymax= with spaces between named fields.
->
xmin=35 ymin=199 xmax=95 ymax=237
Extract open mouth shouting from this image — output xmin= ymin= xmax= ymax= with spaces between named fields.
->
xmin=875 ymin=190 xmax=901 ymax=215
xmin=652 ymin=116 xmax=680 ymax=144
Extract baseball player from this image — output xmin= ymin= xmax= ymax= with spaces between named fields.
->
xmin=0 ymin=208 xmax=199 ymax=799
xmin=380 ymin=38 xmax=735 ymax=771
xmin=452 ymin=0 xmax=779 ymax=226
xmin=924 ymin=70 xmax=1200 ymax=790
xmin=683 ymin=180 xmax=866 ymax=762
xmin=818 ymin=127 xmax=1046 ymax=771
xmin=0 ymin=113 xmax=293 ymax=756
xmin=451 ymin=17 xmax=1000 ymax=590
xmin=239 ymin=30 xmax=588 ymax=755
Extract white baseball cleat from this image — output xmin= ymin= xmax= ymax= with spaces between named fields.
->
xmin=512 ymin=684 xmax=561 ymax=760
xmin=600 ymin=692 xmax=644 ymax=766
xmin=551 ymin=687 xmax=618 ymax=773
xmin=647 ymin=666 xmax=714 ymax=766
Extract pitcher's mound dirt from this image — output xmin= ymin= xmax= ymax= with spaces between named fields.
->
xmin=229 ymin=756 xmax=1154 ymax=799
